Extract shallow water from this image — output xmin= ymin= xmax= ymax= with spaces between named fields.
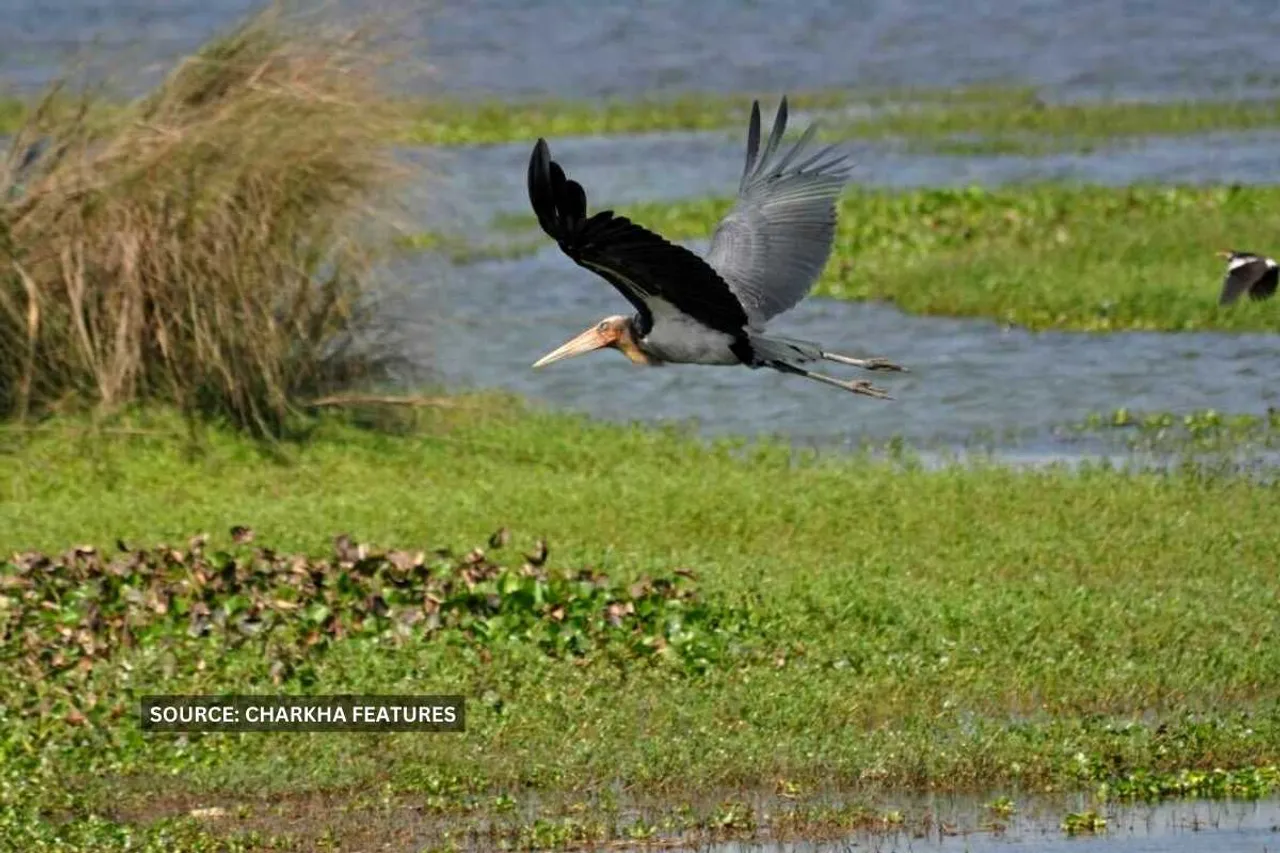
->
xmin=413 ymin=129 xmax=1280 ymax=233
xmin=703 ymin=797 xmax=1280 ymax=853
xmin=4 ymin=0 xmax=1280 ymax=102
xmin=403 ymin=247 xmax=1279 ymax=455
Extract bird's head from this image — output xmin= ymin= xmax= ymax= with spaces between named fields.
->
xmin=532 ymin=315 xmax=650 ymax=368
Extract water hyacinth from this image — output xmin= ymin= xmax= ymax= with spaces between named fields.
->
xmin=0 ymin=527 xmax=748 ymax=716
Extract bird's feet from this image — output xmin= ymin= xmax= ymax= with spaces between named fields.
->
xmin=843 ymin=378 xmax=892 ymax=399
xmin=862 ymin=356 xmax=907 ymax=372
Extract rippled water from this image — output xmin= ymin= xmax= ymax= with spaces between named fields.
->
xmin=415 ymin=129 xmax=1280 ymax=232
xmin=3 ymin=0 xmax=1280 ymax=101
xmin=405 ymin=248 xmax=1278 ymax=453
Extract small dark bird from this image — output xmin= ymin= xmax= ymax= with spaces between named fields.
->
xmin=526 ymin=97 xmax=905 ymax=399
xmin=1217 ymin=249 xmax=1278 ymax=305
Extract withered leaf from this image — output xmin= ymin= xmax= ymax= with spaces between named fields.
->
xmin=387 ymin=549 xmax=424 ymax=573
xmin=488 ymin=527 xmax=511 ymax=549
xmin=230 ymin=526 xmax=254 ymax=544
xmin=525 ymin=538 xmax=548 ymax=567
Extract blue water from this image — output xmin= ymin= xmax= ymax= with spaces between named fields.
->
xmin=704 ymin=797 xmax=1280 ymax=852
xmin=2 ymin=0 xmax=1280 ymax=101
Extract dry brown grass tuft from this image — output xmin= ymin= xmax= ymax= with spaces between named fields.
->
xmin=0 ymin=5 xmax=412 ymax=434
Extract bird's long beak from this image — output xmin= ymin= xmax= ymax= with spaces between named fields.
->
xmin=1217 ymin=249 xmax=1234 ymax=259
xmin=532 ymin=326 xmax=610 ymax=368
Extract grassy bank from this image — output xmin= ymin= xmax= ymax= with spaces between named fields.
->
xmin=9 ymin=86 xmax=1280 ymax=152
xmin=834 ymin=95 xmax=1280 ymax=155
xmin=389 ymin=89 xmax=1280 ymax=151
xmin=484 ymin=184 xmax=1280 ymax=332
xmin=2 ymin=401 xmax=1279 ymax=849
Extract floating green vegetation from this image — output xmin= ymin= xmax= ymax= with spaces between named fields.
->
xmin=1068 ymin=408 xmax=1280 ymax=454
xmin=399 ymin=85 xmax=1034 ymax=146
xmin=395 ymin=230 xmax=542 ymax=263
xmin=504 ymin=184 xmax=1280 ymax=331
xmin=9 ymin=86 xmax=1280 ymax=153
xmin=1060 ymin=809 xmax=1107 ymax=835
xmin=984 ymin=796 xmax=1018 ymax=819
xmin=1 ymin=528 xmax=744 ymax=702
xmin=2 ymin=404 xmax=1280 ymax=848
xmin=836 ymin=96 xmax=1280 ymax=155
xmin=1099 ymin=766 xmax=1280 ymax=802
xmin=405 ymin=88 xmax=1280 ymax=151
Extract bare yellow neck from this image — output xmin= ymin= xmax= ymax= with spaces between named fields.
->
xmin=616 ymin=323 xmax=655 ymax=365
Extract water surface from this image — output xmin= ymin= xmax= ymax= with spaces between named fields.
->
xmin=3 ymin=0 xmax=1280 ymax=102
xmin=702 ymin=797 xmax=1280 ymax=853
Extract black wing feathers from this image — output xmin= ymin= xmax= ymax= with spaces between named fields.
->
xmin=1256 ymin=266 xmax=1280 ymax=300
xmin=527 ymin=138 xmax=749 ymax=336
xmin=1219 ymin=255 xmax=1279 ymax=305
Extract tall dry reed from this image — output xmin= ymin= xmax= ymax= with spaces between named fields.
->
xmin=0 ymin=5 xmax=411 ymax=434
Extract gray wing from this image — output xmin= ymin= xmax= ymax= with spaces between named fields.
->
xmin=703 ymin=97 xmax=854 ymax=326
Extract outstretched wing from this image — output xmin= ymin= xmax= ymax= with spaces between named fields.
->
xmin=704 ymin=97 xmax=853 ymax=326
xmin=1220 ymin=254 xmax=1278 ymax=305
xmin=527 ymin=139 xmax=749 ymax=336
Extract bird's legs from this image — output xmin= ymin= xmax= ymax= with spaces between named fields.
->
xmin=768 ymin=360 xmax=892 ymax=399
xmin=820 ymin=350 xmax=907 ymax=372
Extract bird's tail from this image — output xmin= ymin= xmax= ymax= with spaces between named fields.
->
xmin=747 ymin=332 xmax=906 ymax=373
xmin=746 ymin=333 xmax=903 ymax=399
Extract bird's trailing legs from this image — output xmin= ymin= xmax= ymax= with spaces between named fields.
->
xmin=768 ymin=360 xmax=892 ymax=399
xmin=820 ymin=350 xmax=907 ymax=373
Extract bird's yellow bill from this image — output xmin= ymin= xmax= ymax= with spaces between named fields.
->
xmin=1216 ymin=249 xmax=1233 ymax=259
xmin=531 ymin=327 xmax=609 ymax=368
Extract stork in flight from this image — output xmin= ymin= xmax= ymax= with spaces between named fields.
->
xmin=526 ymin=97 xmax=905 ymax=399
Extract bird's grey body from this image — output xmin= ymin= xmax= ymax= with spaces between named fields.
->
xmin=638 ymin=297 xmax=740 ymax=365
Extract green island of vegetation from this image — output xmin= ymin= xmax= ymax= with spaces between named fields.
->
xmin=9 ymin=77 xmax=1280 ymax=155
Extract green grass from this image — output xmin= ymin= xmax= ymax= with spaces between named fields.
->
xmin=836 ymin=96 xmax=1280 ymax=154
xmin=13 ymin=86 xmax=1280 ymax=151
xmin=397 ymin=85 xmax=1033 ymax=146
xmin=404 ymin=89 xmax=1280 ymax=150
xmin=1 ymin=401 xmax=1279 ymax=848
xmin=488 ymin=184 xmax=1280 ymax=331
